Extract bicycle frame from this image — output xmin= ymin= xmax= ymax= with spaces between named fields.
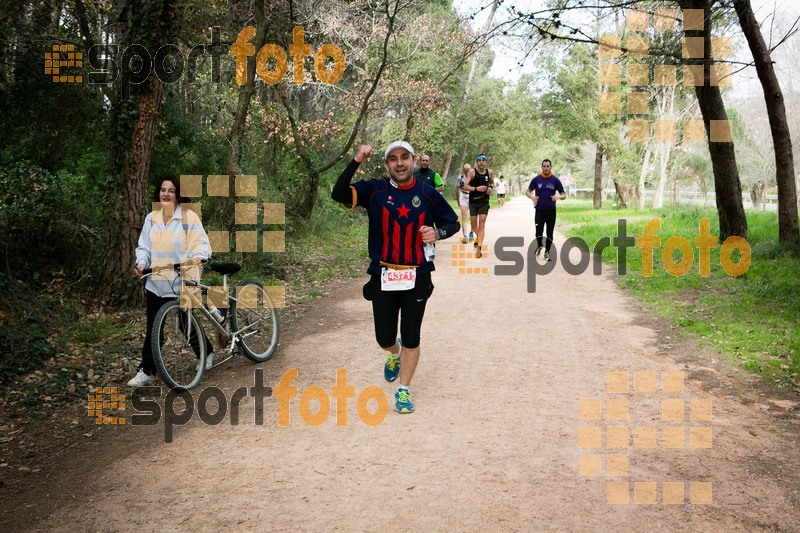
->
xmin=141 ymin=262 xmax=275 ymax=374
xmin=178 ymin=276 xmax=270 ymax=365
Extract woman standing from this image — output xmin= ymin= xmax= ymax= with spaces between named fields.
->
xmin=129 ymin=177 xmax=211 ymax=387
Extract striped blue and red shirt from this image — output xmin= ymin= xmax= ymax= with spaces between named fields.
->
xmin=332 ymin=159 xmax=460 ymax=275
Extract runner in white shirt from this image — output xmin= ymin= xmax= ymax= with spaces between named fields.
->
xmin=455 ymin=163 xmax=473 ymax=243
xmin=495 ymin=175 xmax=507 ymax=209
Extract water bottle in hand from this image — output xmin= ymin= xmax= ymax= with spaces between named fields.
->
xmin=423 ymin=242 xmax=435 ymax=262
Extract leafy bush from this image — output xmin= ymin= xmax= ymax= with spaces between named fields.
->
xmin=0 ymin=162 xmax=104 ymax=278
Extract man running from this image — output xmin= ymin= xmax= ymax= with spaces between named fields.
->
xmin=495 ymin=175 xmax=507 ymax=209
xmin=331 ymin=141 xmax=460 ymax=414
xmin=413 ymin=154 xmax=444 ymax=193
xmin=526 ymin=159 xmax=566 ymax=261
xmin=455 ymin=163 xmax=473 ymax=243
xmin=464 ymin=154 xmax=494 ymax=258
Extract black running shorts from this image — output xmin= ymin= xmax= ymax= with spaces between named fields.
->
xmin=362 ymin=273 xmax=434 ymax=349
xmin=469 ymin=202 xmax=490 ymax=216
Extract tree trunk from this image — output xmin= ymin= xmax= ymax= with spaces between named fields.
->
xmin=637 ymin=145 xmax=652 ymax=209
xmin=696 ymin=174 xmax=709 ymax=206
xmin=750 ymin=182 xmax=764 ymax=210
xmin=679 ymin=0 xmax=747 ymax=239
xmin=461 ymin=0 xmax=499 ymax=106
xmin=442 ymin=0 xmax=498 ymax=190
xmin=653 ymin=142 xmax=672 ymax=209
xmin=441 ymin=154 xmax=453 ymax=184
xmin=733 ymin=0 xmax=799 ymax=244
xmin=229 ymin=2 xmax=269 ymax=178
xmin=100 ymin=0 xmax=175 ymax=306
xmin=613 ymin=177 xmax=630 ymax=208
xmin=297 ymin=169 xmax=320 ymax=220
xmin=672 ymin=177 xmax=678 ymax=206
xmin=283 ymin=0 xmax=403 ymax=219
xmin=593 ymin=145 xmax=603 ymax=209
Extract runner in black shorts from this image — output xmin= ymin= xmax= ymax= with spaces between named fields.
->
xmin=464 ymin=154 xmax=494 ymax=258
xmin=526 ymin=159 xmax=566 ymax=261
xmin=331 ymin=141 xmax=460 ymax=414
xmin=495 ymin=175 xmax=507 ymax=209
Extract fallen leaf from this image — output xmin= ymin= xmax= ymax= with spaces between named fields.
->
xmin=748 ymin=430 xmax=758 ymax=437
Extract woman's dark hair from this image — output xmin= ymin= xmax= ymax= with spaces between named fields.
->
xmin=153 ymin=175 xmax=189 ymax=204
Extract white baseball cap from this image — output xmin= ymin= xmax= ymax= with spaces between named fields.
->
xmin=384 ymin=140 xmax=415 ymax=161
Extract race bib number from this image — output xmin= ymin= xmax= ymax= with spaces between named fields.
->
xmin=380 ymin=267 xmax=416 ymax=291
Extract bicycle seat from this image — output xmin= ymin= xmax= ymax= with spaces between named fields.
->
xmin=209 ymin=263 xmax=241 ymax=275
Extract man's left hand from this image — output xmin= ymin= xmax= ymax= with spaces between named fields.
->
xmin=419 ymin=225 xmax=437 ymax=244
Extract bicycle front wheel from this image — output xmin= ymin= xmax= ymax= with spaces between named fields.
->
xmin=152 ymin=301 xmax=207 ymax=390
xmin=230 ymin=280 xmax=279 ymax=362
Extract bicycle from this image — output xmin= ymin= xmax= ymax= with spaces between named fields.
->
xmin=140 ymin=262 xmax=279 ymax=391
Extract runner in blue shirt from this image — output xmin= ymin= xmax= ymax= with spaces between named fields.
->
xmin=331 ymin=141 xmax=460 ymax=414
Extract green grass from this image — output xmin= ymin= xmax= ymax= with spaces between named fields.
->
xmin=558 ymin=200 xmax=800 ymax=392
xmin=283 ymin=201 xmax=369 ymax=300
xmin=203 ymin=200 xmax=370 ymax=304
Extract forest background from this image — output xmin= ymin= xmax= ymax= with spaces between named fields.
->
xmin=1 ymin=0 xmax=798 ymax=409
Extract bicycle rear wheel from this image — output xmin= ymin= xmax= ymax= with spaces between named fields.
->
xmin=152 ymin=301 xmax=207 ymax=390
xmin=230 ymin=280 xmax=279 ymax=362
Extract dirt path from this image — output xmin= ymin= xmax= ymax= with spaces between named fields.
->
xmin=3 ymin=196 xmax=800 ymax=531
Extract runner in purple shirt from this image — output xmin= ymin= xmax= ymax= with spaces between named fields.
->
xmin=526 ymin=159 xmax=566 ymax=261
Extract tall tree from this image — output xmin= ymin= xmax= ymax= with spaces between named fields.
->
xmin=733 ymin=0 xmax=799 ymax=244
xmin=277 ymin=0 xmax=404 ymax=219
xmin=228 ymin=0 xmax=271 ymax=178
xmin=678 ymin=0 xmax=747 ymax=239
xmin=539 ymin=44 xmax=619 ymax=210
xmin=100 ymin=0 xmax=177 ymax=304
xmin=440 ymin=0 xmax=500 ymax=181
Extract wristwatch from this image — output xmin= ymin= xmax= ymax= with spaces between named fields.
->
xmin=437 ymin=228 xmax=447 ymax=240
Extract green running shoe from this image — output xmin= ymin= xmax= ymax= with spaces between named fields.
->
xmin=384 ymin=338 xmax=401 ymax=382
xmin=395 ymin=387 xmax=414 ymax=413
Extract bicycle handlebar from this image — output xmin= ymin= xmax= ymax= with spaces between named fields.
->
xmin=140 ymin=260 xmax=206 ymax=277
